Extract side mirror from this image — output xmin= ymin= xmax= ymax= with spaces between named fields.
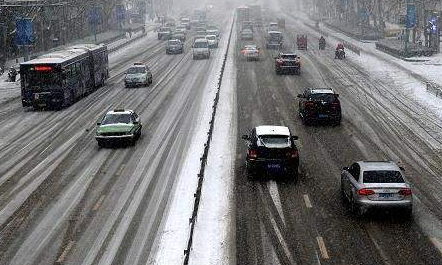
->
xmin=399 ymin=166 xmax=405 ymax=171
xmin=96 ymin=122 xmax=101 ymax=126
xmin=335 ymin=94 xmax=340 ymax=97
xmin=297 ymin=94 xmax=303 ymax=98
xmin=242 ymin=134 xmax=249 ymax=140
xmin=342 ymin=167 xmax=349 ymax=171
xmin=291 ymin=136 xmax=299 ymax=141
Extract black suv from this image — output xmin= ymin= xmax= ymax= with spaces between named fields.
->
xmin=297 ymin=88 xmax=341 ymax=125
xmin=242 ymin=125 xmax=299 ymax=179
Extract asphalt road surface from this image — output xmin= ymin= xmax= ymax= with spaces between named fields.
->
xmin=0 ymin=12 xmax=229 ymax=265
xmin=234 ymin=11 xmax=442 ymax=265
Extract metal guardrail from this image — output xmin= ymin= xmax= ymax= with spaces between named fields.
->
xmin=426 ymin=81 xmax=442 ymax=99
xmin=182 ymin=16 xmax=235 ymax=265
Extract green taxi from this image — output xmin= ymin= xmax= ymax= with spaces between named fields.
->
xmin=95 ymin=109 xmax=142 ymax=147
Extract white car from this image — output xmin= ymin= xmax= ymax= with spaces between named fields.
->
xmin=193 ymin=39 xmax=210 ymax=59
xmin=241 ymin=29 xmax=253 ymax=40
xmin=241 ymin=44 xmax=260 ymax=61
xmin=205 ymin=35 xmax=219 ymax=48
xmin=124 ymin=63 xmax=153 ymax=87
xmin=206 ymin=29 xmax=220 ymax=38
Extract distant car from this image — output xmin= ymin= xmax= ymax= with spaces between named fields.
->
xmin=95 ymin=109 xmax=142 ymax=147
xmin=240 ymin=44 xmax=260 ymax=61
xmin=242 ymin=125 xmax=299 ymax=179
xmin=242 ymin=21 xmax=254 ymax=32
xmin=176 ymin=26 xmax=187 ymax=34
xmin=158 ymin=27 xmax=172 ymax=40
xmin=266 ymin=31 xmax=283 ymax=49
xmin=241 ymin=29 xmax=253 ymax=40
xmin=193 ymin=38 xmax=210 ymax=59
xmin=196 ymin=29 xmax=207 ymax=36
xmin=206 ymin=29 xmax=220 ymax=38
xmin=275 ymin=53 xmax=300 ymax=75
xmin=172 ymin=32 xmax=186 ymax=42
xmin=297 ymin=88 xmax=341 ymax=125
xmin=164 ymin=21 xmax=176 ymax=28
xmin=340 ymin=161 xmax=412 ymax=216
xmin=268 ymin=22 xmax=278 ymax=31
xmin=124 ymin=63 xmax=153 ymax=88
xmin=206 ymin=35 xmax=219 ymax=48
xmin=166 ymin=39 xmax=184 ymax=54
xmin=180 ymin=17 xmax=191 ymax=29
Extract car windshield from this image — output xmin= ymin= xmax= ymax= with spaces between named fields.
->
xmin=194 ymin=41 xmax=208 ymax=48
xmin=309 ymin=93 xmax=338 ymax=102
xmin=259 ymin=135 xmax=290 ymax=146
xmin=101 ymin=114 xmax=132 ymax=125
xmin=127 ymin=67 xmax=145 ymax=74
xmin=281 ymin=54 xmax=297 ymax=59
xmin=206 ymin=35 xmax=216 ymax=40
xmin=363 ymin=170 xmax=405 ymax=183
xmin=169 ymin=40 xmax=180 ymax=45
xmin=245 ymin=46 xmax=257 ymax=50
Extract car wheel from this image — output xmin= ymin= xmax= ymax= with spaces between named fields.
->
xmin=98 ymin=141 xmax=105 ymax=148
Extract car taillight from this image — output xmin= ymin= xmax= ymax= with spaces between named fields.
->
xmin=287 ymin=150 xmax=298 ymax=158
xmin=398 ymin=188 xmax=412 ymax=196
xmin=305 ymin=101 xmax=315 ymax=107
xmin=248 ymin=149 xmax=258 ymax=159
xmin=331 ymin=102 xmax=340 ymax=108
xmin=276 ymin=59 xmax=283 ymax=65
xmin=358 ymin=189 xmax=375 ymax=196
xmin=241 ymin=50 xmax=245 ymax=54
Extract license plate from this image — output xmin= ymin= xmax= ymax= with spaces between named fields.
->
xmin=379 ymin=193 xmax=393 ymax=198
xmin=38 ymin=103 xmax=46 ymax=107
xmin=34 ymin=94 xmax=39 ymax=100
xmin=318 ymin=114 xmax=328 ymax=118
xmin=267 ymin=164 xmax=281 ymax=170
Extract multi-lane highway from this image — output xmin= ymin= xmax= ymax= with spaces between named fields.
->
xmin=3 ymin=1 xmax=442 ymax=265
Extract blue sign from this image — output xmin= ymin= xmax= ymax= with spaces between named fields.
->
xmin=116 ymin=5 xmax=126 ymax=21
xmin=406 ymin=4 xmax=416 ymax=28
xmin=15 ymin=18 xmax=34 ymax=45
xmin=89 ymin=7 xmax=102 ymax=25
xmin=429 ymin=16 xmax=438 ymax=34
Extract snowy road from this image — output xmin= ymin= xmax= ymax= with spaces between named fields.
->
xmin=233 ymin=6 xmax=442 ymax=265
xmin=0 ymin=11 xmax=232 ymax=265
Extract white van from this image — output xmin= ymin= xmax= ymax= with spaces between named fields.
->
xmin=192 ymin=39 xmax=210 ymax=59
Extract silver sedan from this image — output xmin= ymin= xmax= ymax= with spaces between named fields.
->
xmin=240 ymin=45 xmax=260 ymax=61
xmin=340 ymin=161 xmax=412 ymax=216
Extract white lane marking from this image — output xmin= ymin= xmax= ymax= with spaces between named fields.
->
xmin=303 ymin=194 xmax=313 ymax=208
xmin=275 ymin=106 xmax=280 ymax=113
xmin=93 ymin=195 xmax=106 ymax=211
xmin=116 ymin=164 xmax=125 ymax=176
xmin=267 ymin=181 xmax=286 ymax=226
xmin=272 ymin=94 xmax=277 ymax=100
xmin=316 ymin=236 xmax=329 ymax=259
xmin=56 ymin=240 xmax=75 ymax=263
xmin=431 ymin=238 xmax=442 ymax=257
xmin=258 ymin=185 xmax=295 ymax=264
xmin=269 ymin=212 xmax=296 ymax=265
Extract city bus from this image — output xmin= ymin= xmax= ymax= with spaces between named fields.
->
xmin=20 ymin=43 xmax=109 ymax=109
